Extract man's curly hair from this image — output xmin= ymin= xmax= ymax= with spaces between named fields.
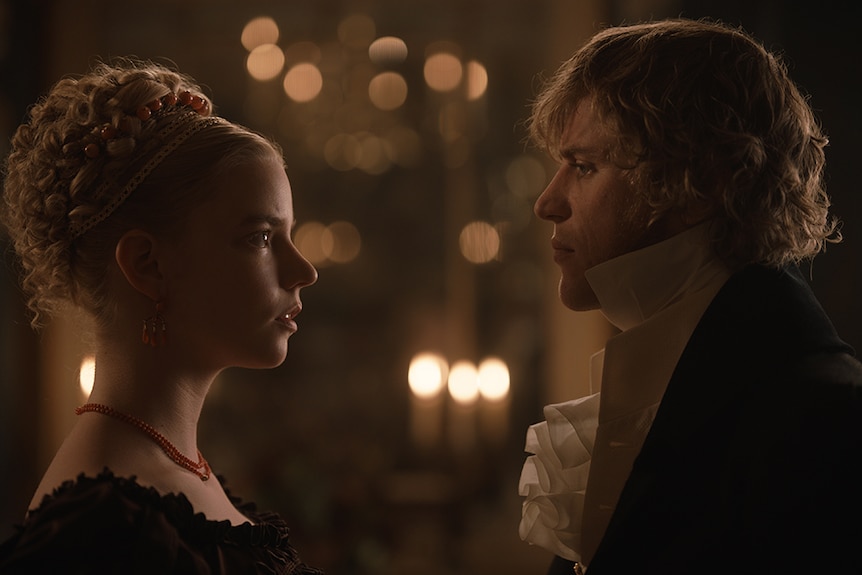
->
xmin=529 ymin=18 xmax=840 ymax=269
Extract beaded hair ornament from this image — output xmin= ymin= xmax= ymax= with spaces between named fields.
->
xmin=68 ymin=90 xmax=224 ymax=239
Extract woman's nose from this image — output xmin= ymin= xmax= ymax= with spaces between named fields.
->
xmin=282 ymin=245 xmax=318 ymax=289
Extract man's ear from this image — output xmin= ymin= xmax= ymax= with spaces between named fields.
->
xmin=114 ymin=229 xmax=164 ymax=301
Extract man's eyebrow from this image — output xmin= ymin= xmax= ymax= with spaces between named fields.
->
xmin=559 ymin=145 xmax=606 ymax=161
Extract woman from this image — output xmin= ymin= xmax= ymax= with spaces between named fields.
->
xmin=0 ymin=58 xmax=321 ymax=573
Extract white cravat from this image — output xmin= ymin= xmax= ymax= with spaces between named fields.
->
xmin=519 ymin=222 xmax=731 ymax=565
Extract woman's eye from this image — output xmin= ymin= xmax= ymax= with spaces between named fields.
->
xmin=249 ymin=230 xmax=271 ymax=248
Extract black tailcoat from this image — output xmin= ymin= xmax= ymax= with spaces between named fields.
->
xmin=548 ymin=265 xmax=862 ymax=575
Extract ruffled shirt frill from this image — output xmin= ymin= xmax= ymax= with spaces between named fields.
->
xmin=519 ymin=222 xmax=731 ymax=565
xmin=0 ymin=468 xmax=323 ymax=575
xmin=518 ymin=393 xmax=600 ymax=561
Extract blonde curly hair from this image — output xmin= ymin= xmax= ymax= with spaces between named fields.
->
xmin=2 ymin=58 xmax=282 ymax=328
xmin=529 ymin=18 xmax=840 ymax=269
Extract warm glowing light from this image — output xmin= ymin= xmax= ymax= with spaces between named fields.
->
xmin=409 ymin=353 xmax=448 ymax=399
xmin=506 ymin=155 xmax=547 ymax=198
xmin=438 ymin=102 xmax=466 ymax=142
xmin=459 ymin=221 xmax=500 ymax=263
xmin=491 ymin=193 xmax=532 ymax=233
xmin=368 ymin=71 xmax=408 ymax=111
xmin=324 ymin=221 xmax=362 ymax=263
xmin=285 ymin=41 xmax=322 ymax=65
xmin=448 ymin=360 xmax=479 ymax=404
xmin=465 ymin=60 xmax=488 ymax=100
xmin=424 ymin=52 xmax=462 ymax=92
xmin=246 ymin=44 xmax=285 ymax=81
xmin=323 ymin=132 xmax=391 ymax=174
xmin=355 ymin=132 xmax=390 ymax=175
xmin=478 ymin=357 xmax=510 ymax=401
xmin=283 ymin=63 xmax=323 ymax=102
xmin=241 ymin=16 xmax=280 ymax=51
xmin=293 ymin=220 xmax=362 ymax=265
xmin=79 ymin=356 xmax=95 ymax=397
xmin=383 ymin=126 xmax=423 ymax=168
xmin=294 ymin=221 xmax=328 ymax=265
xmin=324 ymin=133 xmax=361 ymax=171
xmin=369 ymin=36 xmax=408 ymax=66
xmin=338 ymin=14 xmax=376 ymax=49
xmin=284 ymin=41 xmax=323 ymax=64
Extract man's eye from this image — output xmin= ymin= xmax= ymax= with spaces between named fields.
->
xmin=571 ymin=162 xmax=593 ymax=175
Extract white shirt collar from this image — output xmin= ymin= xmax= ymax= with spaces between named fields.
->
xmin=520 ymin=222 xmax=733 ymax=567
xmin=584 ymin=222 xmax=722 ymax=332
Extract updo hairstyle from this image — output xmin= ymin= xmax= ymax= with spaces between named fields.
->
xmin=2 ymin=58 xmax=283 ymax=328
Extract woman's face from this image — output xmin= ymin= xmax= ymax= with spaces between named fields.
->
xmin=160 ymin=154 xmax=318 ymax=372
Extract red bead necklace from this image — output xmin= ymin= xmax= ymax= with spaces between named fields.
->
xmin=75 ymin=403 xmax=210 ymax=481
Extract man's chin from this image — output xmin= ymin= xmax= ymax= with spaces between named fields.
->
xmin=558 ymin=280 xmax=600 ymax=311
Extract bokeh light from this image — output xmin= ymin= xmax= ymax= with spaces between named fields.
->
xmin=241 ymin=16 xmax=279 ymax=51
xmin=283 ymin=63 xmax=323 ymax=102
xmin=369 ymin=36 xmax=408 ymax=66
xmin=323 ymin=132 xmax=392 ymax=174
xmin=324 ymin=221 xmax=362 ymax=263
xmin=505 ymin=155 xmax=547 ymax=198
xmin=355 ymin=132 xmax=390 ymax=174
xmin=294 ymin=220 xmax=363 ymax=265
xmin=477 ymin=357 xmax=510 ymax=401
xmin=294 ymin=221 xmax=328 ymax=265
xmin=246 ymin=43 xmax=285 ymax=81
xmin=465 ymin=60 xmax=488 ymax=100
xmin=448 ymin=360 xmax=479 ymax=404
xmin=408 ymin=352 xmax=448 ymax=399
xmin=324 ymin=133 xmax=361 ymax=171
xmin=424 ymin=52 xmax=463 ymax=92
xmin=368 ymin=71 xmax=408 ymax=111
xmin=459 ymin=221 xmax=501 ymax=263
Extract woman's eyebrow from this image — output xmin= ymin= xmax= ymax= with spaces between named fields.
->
xmin=237 ymin=214 xmax=288 ymax=228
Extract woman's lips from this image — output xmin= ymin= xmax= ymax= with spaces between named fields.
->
xmin=276 ymin=305 xmax=302 ymax=331
xmin=276 ymin=315 xmax=298 ymax=332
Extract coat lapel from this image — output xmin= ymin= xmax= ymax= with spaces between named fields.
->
xmin=586 ymin=265 xmax=852 ymax=572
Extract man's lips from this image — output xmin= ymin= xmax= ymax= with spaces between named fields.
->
xmin=550 ymin=239 xmax=574 ymax=263
xmin=551 ymin=238 xmax=572 ymax=251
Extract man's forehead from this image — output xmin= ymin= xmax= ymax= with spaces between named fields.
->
xmin=557 ymin=98 xmax=617 ymax=159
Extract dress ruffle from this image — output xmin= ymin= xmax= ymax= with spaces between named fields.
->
xmin=0 ymin=469 xmax=323 ymax=574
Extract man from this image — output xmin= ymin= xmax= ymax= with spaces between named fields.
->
xmin=518 ymin=18 xmax=862 ymax=575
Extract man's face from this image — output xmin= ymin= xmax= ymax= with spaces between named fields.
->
xmin=534 ymin=98 xmax=670 ymax=311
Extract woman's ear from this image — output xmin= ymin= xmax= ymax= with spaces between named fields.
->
xmin=114 ymin=230 xmax=164 ymax=301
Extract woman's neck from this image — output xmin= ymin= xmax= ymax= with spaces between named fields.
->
xmin=84 ymin=333 xmax=217 ymax=456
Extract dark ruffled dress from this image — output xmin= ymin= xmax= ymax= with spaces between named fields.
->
xmin=0 ymin=469 xmax=323 ymax=574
